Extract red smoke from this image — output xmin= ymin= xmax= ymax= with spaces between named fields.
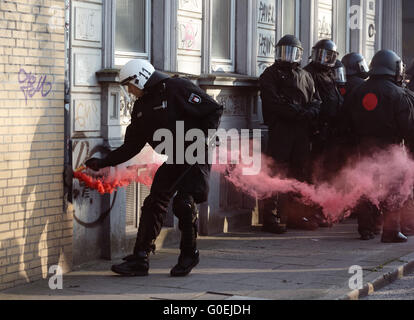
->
xmin=74 ymin=144 xmax=414 ymax=226
xmin=73 ymin=164 xmax=160 ymax=194
xmin=220 ymin=145 xmax=414 ymax=223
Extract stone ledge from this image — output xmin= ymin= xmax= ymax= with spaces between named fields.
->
xmin=95 ymin=68 xmax=259 ymax=88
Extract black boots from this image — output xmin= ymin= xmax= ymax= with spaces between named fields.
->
xmin=170 ymin=249 xmax=200 ymax=277
xmin=171 ymin=194 xmax=201 ymax=277
xmin=381 ymin=231 xmax=408 ymax=243
xmin=111 ymin=250 xmax=151 ymax=276
xmin=360 ymin=231 xmax=376 ymax=241
xmin=262 ymin=197 xmax=288 ymax=234
xmin=263 ymin=220 xmax=288 ymax=234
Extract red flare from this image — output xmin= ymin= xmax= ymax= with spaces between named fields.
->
xmin=73 ymin=164 xmax=161 ymax=194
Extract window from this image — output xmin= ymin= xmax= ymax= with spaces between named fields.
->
xmin=115 ymin=0 xmax=150 ymax=66
xmin=282 ymin=0 xmax=298 ymax=36
xmin=335 ymin=0 xmax=349 ymax=58
xmin=211 ymin=0 xmax=235 ymax=72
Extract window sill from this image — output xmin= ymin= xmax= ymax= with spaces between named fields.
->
xmin=95 ymin=69 xmax=260 ymax=88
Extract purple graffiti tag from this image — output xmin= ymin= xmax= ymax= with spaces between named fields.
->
xmin=18 ymin=69 xmax=52 ymax=104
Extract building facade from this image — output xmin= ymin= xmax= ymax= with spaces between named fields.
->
xmin=0 ymin=0 xmax=407 ymax=289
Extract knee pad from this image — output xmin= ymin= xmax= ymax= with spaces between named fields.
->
xmin=173 ymin=194 xmax=197 ymax=219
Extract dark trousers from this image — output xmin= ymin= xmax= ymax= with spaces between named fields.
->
xmin=133 ymin=162 xmax=210 ymax=254
xmin=262 ymin=127 xmax=312 ymax=226
xmin=355 ymin=198 xmax=382 ymax=236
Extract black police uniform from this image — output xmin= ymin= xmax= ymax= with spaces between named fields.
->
xmin=341 ymin=53 xmax=369 ymax=97
xmin=304 ymin=60 xmax=345 ymax=228
xmin=345 ymin=76 xmax=365 ymax=96
xmin=260 ymin=61 xmax=321 ymax=231
xmin=94 ymin=76 xmax=223 ymax=275
xmin=347 ymin=76 xmax=414 ymax=242
xmin=341 ymin=74 xmax=382 ymax=234
xmin=305 ymin=62 xmax=344 ymax=170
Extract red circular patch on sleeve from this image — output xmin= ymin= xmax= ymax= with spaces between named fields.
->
xmin=362 ymin=93 xmax=378 ymax=111
xmin=340 ymin=87 xmax=347 ymax=96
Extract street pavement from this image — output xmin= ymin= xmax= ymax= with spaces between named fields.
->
xmin=1 ymin=219 xmax=414 ymax=300
xmin=362 ymin=270 xmax=414 ymax=300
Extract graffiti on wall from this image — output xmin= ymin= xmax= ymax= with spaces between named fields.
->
xmin=258 ymin=0 xmax=276 ymax=25
xmin=74 ymin=7 xmax=101 ymax=42
xmin=74 ymin=100 xmax=100 ymax=132
xmin=178 ymin=20 xmax=201 ymax=51
xmin=318 ymin=15 xmax=332 ymax=39
xmin=258 ymin=31 xmax=276 ymax=58
xmin=18 ymin=68 xmax=52 ymax=104
xmin=318 ymin=0 xmax=333 ymax=40
xmin=179 ymin=0 xmax=202 ymax=13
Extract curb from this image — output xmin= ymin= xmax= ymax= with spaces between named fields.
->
xmin=339 ymin=252 xmax=414 ymax=300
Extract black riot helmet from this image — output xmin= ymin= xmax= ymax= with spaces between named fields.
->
xmin=333 ymin=60 xmax=347 ymax=85
xmin=341 ymin=53 xmax=369 ymax=79
xmin=369 ymin=50 xmax=405 ymax=85
xmin=275 ymin=35 xmax=304 ymax=64
xmin=310 ymin=39 xmax=339 ymax=67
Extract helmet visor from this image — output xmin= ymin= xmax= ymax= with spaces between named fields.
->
xmin=276 ymin=46 xmax=303 ymax=63
xmin=120 ymin=75 xmax=137 ymax=86
xmin=334 ymin=67 xmax=347 ymax=84
xmin=311 ymin=48 xmax=338 ymax=67
xmin=396 ymin=61 xmax=406 ymax=84
xmin=358 ymin=60 xmax=369 ymax=74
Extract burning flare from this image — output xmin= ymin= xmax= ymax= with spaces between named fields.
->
xmin=73 ymin=164 xmax=161 ymax=195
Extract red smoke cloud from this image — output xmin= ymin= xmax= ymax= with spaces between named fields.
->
xmin=220 ymin=145 xmax=414 ymax=223
xmin=74 ymin=144 xmax=414 ymax=225
xmin=73 ymin=164 xmax=160 ymax=195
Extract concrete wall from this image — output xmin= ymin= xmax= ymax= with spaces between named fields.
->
xmin=0 ymin=0 xmax=71 ymax=290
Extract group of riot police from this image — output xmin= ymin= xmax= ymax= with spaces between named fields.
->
xmin=260 ymin=34 xmax=414 ymax=244
xmin=83 ymin=36 xmax=414 ymax=278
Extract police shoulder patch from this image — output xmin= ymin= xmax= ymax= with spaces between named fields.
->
xmin=189 ymin=93 xmax=202 ymax=104
xmin=362 ymin=93 xmax=378 ymax=111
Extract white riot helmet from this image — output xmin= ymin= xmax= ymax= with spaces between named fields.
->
xmin=120 ymin=59 xmax=170 ymax=91
xmin=119 ymin=59 xmax=155 ymax=90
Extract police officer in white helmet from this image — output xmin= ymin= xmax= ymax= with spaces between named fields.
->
xmin=86 ymin=59 xmax=223 ymax=277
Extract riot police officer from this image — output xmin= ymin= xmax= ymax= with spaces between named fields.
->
xmin=340 ymin=53 xmax=380 ymax=237
xmin=85 ymin=59 xmax=223 ymax=276
xmin=305 ymin=39 xmax=344 ymax=169
xmin=341 ymin=52 xmax=369 ymax=96
xmin=260 ymin=35 xmax=322 ymax=233
xmin=333 ymin=60 xmax=347 ymax=97
xmin=304 ymin=40 xmax=344 ymax=227
xmin=346 ymin=50 xmax=414 ymax=243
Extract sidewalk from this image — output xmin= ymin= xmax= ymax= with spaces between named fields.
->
xmin=1 ymin=219 xmax=414 ymax=300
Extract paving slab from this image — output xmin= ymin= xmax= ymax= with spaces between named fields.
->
xmin=1 ymin=220 xmax=414 ymax=300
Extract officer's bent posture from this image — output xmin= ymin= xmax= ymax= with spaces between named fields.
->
xmin=86 ymin=59 xmax=223 ymax=277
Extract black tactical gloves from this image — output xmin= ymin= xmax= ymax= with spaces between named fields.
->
xmin=85 ymin=158 xmax=105 ymax=172
xmin=297 ymin=101 xmax=320 ymax=121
